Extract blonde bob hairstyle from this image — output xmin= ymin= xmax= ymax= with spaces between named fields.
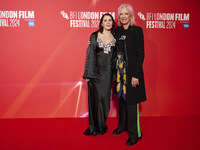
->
xmin=117 ymin=4 xmax=136 ymax=27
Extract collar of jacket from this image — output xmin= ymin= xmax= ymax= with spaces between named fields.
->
xmin=118 ymin=25 xmax=135 ymax=32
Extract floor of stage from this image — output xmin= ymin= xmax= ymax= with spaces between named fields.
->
xmin=0 ymin=116 xmax=200 ymax=150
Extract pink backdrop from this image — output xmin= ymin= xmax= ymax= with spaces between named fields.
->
xmin=0 ymin=0 xmax=200 ymax=118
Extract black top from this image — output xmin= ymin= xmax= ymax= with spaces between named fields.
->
xmin=83 ymin=31 xmax=116 ymax=80
xmin=115 ymin=25 xmax=147 ymax=104
xmin=117 ymin=29 xmax=127 ymax=57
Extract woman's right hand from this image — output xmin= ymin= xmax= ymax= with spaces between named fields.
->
xmin=88 ymin=41 xmax=91 ymax=45
xmin=86 ymin=79 xmax=90 ymax=82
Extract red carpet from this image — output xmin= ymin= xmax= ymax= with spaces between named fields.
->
xmin=0 ymin=116 xmax=200 ymax=150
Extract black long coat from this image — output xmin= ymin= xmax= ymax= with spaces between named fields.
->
xmin=115 ymin=25 xmax=147 ymax=104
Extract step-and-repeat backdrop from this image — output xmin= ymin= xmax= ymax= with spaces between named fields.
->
xmin=0 ymin=0 xmax=200 ymax=118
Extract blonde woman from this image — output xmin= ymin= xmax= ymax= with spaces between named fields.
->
xmin=113 ymin=4 xmax=147 ymax=145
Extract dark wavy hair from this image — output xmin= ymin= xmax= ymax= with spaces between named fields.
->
xmin=99 ymin=13 xmax=115 ymax=35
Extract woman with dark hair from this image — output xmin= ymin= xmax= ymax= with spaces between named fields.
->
xmin=83 ymin=13 xmax=116 ymax=136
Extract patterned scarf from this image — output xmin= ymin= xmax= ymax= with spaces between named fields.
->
xmin=116 ymin=52 xmax=127 ymax=101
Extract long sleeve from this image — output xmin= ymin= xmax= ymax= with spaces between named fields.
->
xmin=132 ymin=27 xmax=145 ymax=78
xmin=83 ymin=33 xmax=97 ymax=79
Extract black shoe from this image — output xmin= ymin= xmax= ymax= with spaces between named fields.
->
xmin=83 ymin=128 xmax=92 ymax=136
xmin=92 ymin=131 xmax=98 ymax=136
xmin=84 ymin=128 xmax=98 ymax=136
xmin=126 ymin=138 xmax=138 ymax=146
xmin=112 ymin=128 xmax=126 ymax=135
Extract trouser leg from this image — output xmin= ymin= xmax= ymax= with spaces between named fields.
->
xmin=117 ymin=96 xmax=127 ymax=130
xmin=127 ymin=103 xmax=141 ymax=139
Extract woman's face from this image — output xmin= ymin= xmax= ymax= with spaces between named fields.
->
xmin=101 ymin=15 xmax=113 ymax=31
xmin=119 ymin=7 xmax=131 ymax=26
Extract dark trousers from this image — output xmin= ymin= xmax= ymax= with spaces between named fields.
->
xmin=117 ymin=97 xmax=141 ymax=139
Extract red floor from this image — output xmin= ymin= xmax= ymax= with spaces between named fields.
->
xmin=0 ymin=116 xmax=200 ymax=150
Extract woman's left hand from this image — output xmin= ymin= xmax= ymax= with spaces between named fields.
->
xmin=131 ymin=77 xmax=139 ymax=87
